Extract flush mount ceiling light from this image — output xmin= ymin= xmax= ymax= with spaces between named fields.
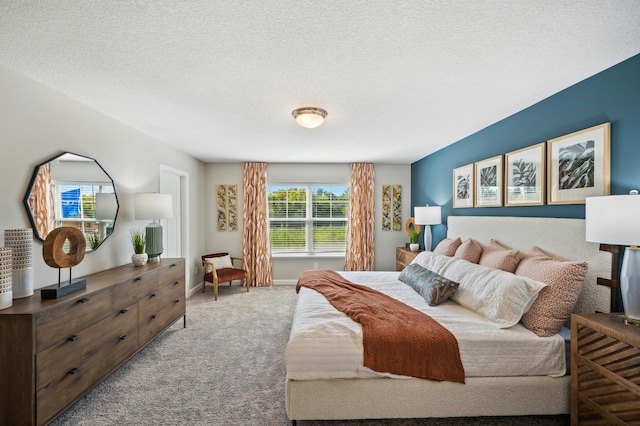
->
xmin=292 ymin=107 xmax=327 ymax=128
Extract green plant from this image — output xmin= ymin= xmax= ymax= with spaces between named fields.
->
xmin=129 ymin=228 xmax=146 ymax=254
xmin=410 ymin=230 xmax=419 ymax=244
xmin=88 ymin=234 xmax=101 ymax=250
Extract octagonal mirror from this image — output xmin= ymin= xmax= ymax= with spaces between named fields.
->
xmin=23 ymin=152 xmax=119 ymax=252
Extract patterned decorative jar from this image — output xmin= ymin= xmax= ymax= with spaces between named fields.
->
xmin=4 ymin=228 xmax=34 ymax=298
xmin=0 ymin=247 xmax=12 ymax=310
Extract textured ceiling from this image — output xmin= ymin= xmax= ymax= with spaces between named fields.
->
xmin=1 ymin=1 xmax=639 ymax=164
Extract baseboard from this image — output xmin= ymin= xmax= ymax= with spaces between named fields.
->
xmin=273 ymin=279 xmax=297 ymax=286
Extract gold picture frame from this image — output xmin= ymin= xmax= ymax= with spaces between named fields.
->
xmin=547 ymin=122 xmax=610 ymax=205
xmin=474 ymin=155 xmax=503 ymax=207
xmin=452 ymin=163 xmax=474 ymax=208
xmin=505 ymin=142 xmax=545 ymax=206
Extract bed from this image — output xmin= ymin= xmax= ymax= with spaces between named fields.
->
xmin=285 ymin=216 xmax=613 ymax=422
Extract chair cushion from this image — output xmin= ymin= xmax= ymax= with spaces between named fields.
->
xmin=216 ymin=268 xmax=247 ymax=283
xmin=205 ymin=254 xmax=233 ymax=270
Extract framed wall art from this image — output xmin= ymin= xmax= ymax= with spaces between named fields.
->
xmin=505 ymin=142 xmax=545 ymax=206
xmin=452 ymin=163 xmax=474 ymax=208
xmin=216 ymin=184 xmax=238 ymax=231
xmin=474 ymin=155 xmax=503 ymax=207
xmin=381 ymin=184 xmax=402 ymax=231
xmin=547 ymin=122 xmax=610 ymax=205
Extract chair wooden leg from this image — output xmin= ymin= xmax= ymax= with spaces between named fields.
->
xmin=245 ymin=278 xmax=249 ymax=292
xmin=214 ymin=282 xmax=218 ymax=301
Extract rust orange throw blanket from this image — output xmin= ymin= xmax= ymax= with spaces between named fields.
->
xmin=296 ymin=270 xmax=465 ymax=383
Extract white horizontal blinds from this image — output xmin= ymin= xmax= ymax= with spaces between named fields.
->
xmin=311 ymin=186 xmax=348 ymax=253
xmin=269 ymin=186 xmax=307 ymax=253
xmin=268 ymin=185 xmax=348 ymax=254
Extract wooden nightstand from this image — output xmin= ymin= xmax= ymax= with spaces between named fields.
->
xmin=570 ymin=313 xmax=640 ymax=425
xmin=395 ymin=247 xmax=423 ymax=271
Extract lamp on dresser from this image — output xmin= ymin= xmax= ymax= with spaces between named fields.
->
xmin=134 ymin=193 xmax=173 ymax=263
xmin=586 ymin=190 xmax=640 ymax=319
xmin=414 ymin=205 xmax=441 ymax=251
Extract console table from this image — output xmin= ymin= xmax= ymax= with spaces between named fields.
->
xmin=0 ymin=258 xmax=186 ymax=425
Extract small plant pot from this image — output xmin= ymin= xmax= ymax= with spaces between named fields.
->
xmin=409 ymin=243 xmax=420 ymax=252
xmin=132 ymin=253 xmax=148 ymax=267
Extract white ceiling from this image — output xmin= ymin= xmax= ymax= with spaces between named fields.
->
xmin=1 ymin=1 xmax=639 ymax=164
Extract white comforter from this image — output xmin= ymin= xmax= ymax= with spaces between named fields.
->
xmin=286 ymin=271 xmax=566 ymax=381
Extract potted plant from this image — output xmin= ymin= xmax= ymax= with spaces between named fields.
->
xmin=410 ymin=230 xmax=420 ymax=252
xmin=129 ymin=228 xmax=148 ymax=266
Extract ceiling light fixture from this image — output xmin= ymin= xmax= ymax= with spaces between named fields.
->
xmin=292 ymin=107 xmax=327 ymax=128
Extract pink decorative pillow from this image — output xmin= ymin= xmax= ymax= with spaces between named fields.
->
xmin=433 ymin=237 xmax=462 ymax=257
xmin=478 ymin=239 xmax=523 ymax=273
xmin=515 ymin=246 xmax=587 ymax=337
xmin=454 ymin=238 xmax=482 ymax=264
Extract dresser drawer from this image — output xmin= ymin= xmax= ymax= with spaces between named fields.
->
xmin=36 ymin=288 xmax=114 ymax=352
xmin=114 ymin=270 xmax=158 ymax=310
xmin=36 ymin=326 xmax=139 ymax=425
xmin=139 ymin=295 xmax=185 ymax=346
xmin=158 ymin=260 xmax=184 ymax=288
xmin=36 ymin=304 xmax=139 ymax=390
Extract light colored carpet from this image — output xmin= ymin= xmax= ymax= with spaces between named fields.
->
xmin=50 ymin=285 xmax=569 ymax=426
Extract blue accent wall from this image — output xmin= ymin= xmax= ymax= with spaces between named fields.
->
xmin=412 ymin=54 xmax=640 ymax=247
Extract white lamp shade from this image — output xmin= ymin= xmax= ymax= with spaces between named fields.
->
xmin=95 ymin=193 xmax=118 ymax=220
xmin=134 ymin=193 xmax=173 ymax=220
xmin=414 ymin=206 xmax=442 ymax=225
xmin=292 ymin=107 xmax=327 ymax=129
xmin=586 ymin=195 xmax=640 ymax=246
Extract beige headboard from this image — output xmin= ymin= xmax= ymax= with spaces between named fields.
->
xmin=447 ymin=216 xmax=612 ymax=315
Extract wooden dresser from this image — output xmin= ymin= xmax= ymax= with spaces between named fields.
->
xmin=0 ymin=258 xmax=186 ymax=426
xmin=395 ymin=247 xmax=424 ymax=271
xmin=570 ymin=313 xmax=640 ymax=425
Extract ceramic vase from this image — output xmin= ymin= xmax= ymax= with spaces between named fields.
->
xmin=132 ymin=253 xmax=148 ymax=267
xmin=4 ymin=229 xmax=34 ymax=298
xmin=0 ymin=248 xmax=12 ymax=310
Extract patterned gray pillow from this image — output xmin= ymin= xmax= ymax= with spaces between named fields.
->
xmin=398 ymin=263 xmax=459 ymax=306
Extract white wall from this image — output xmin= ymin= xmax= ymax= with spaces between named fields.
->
xmin=205 ymin=162 xmax=411 ymax=283
xmin=0 ymin=65 xmax=206 ymax=294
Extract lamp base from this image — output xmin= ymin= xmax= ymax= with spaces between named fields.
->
xmin=145 ymin=222 xmax=164 ymax=262
xmin=423 ymin=225 xmax=432 ymax=252
xmin=621 ymin=246 xmax=640 ymax=320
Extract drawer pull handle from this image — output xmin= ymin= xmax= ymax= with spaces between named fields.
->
xmin=79 ymin=297 xmax=89 ymax=303
xmin=119 ymin=309 xmax=128 ymax=314
xmin=150 ymin=292 xmax=157 ymax=298
xmin=174 ymin=299 xmax=180 ymax=304
xmin=68 ymin=335 xmax=79 ymax=342
xmin=170 ymin=263 xmax=177 ymax=267
xmin=68 ymin=368 xmax=80 ymax=375
xmin=151 ymin=314 xmax=158 ymax=319
xmin=119 ymin=335 xmax=128 ymax=341
xmin=135 ymin=276 xmax=144 ymax=281
xmin=173 ymin=281 xmax=179 ymax=286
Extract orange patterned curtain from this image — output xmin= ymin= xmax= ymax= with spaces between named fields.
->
xmin=242 ymin=162 xmax=272 ymax=287
xmin=27 ymin=163 xmax=55 ymax=238
xmin=344 ymin=163 xmax=375 ymax=271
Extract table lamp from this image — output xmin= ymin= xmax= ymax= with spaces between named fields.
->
xmin=134 ymin=193 xmax=173 ymax=263
xmin=586 ymin=190 xmax=640 ymax=319
xmin=414 ymin=205 xmax=442 ymax=251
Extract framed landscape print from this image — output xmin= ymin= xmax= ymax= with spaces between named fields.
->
xmin=505 ymin=142 xmax=545 ymax=206
xmin=474 ymin=155 xmax=503 ymax=207
xmin=547 ymin=122 xmax=610 ymax=205
xmin=452 ymin=163 xmax=474 ymax=208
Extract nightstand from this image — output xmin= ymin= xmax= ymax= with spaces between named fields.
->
xmin=570 ymin=313 xmax=640 ymax=425
xmin=395 ymin=247 xmax=423 ymax=271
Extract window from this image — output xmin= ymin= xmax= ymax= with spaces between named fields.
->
xmin=54 ymin=183 xmax=115 ymax=237
xmin=268 ymin=185 xmax=349 ymax=255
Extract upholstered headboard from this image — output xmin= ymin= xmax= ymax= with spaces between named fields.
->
xmin=447 ymin=216 xmax=612 ymax=315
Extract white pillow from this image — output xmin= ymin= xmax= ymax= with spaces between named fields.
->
xmin=205 ymin=254 xmax=234 ymax=270
xmin=441 ymin=257 xmax=546 ymax=328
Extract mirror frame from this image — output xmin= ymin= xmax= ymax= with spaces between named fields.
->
xmin=23 ymin=152 xmax=119 ymax=252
